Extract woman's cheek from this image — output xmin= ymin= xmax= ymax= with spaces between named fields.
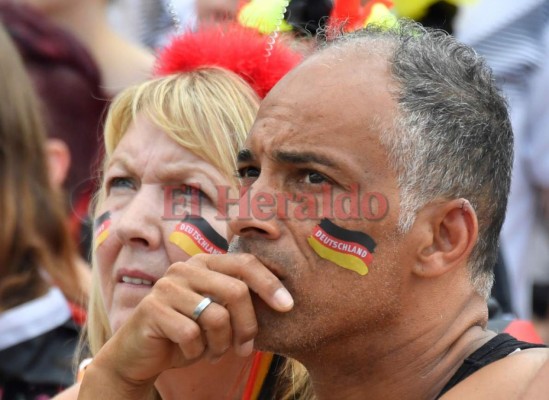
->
xmin=93 ymin=210 xmax=122 ymax=302
xmin=166 ymin=208 xmax=229 ymax=262
xmin=164 ymin=219 xmax=189 ymax=263
xmin=95 ymin=234 xmax=120 ymax=276
xmin=204 ymin=208 xmax=231 ymax=243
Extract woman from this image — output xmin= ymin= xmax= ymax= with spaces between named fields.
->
xmin=90 ymin=68 xmax=263 ymax=400
xmin=57 ymin=25 xmax=308 ymax=399
xmin=0 ymin=23 xmax=90 ymax=398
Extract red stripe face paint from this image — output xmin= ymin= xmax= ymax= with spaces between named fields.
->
xmin=94 ymin=211 xmax=111 ymax=249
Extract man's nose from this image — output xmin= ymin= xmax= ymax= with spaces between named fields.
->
xmin=229 ymin=180 xmax=281 ymax=240
xmin=114 ymin=186 xmax=163 ymax=249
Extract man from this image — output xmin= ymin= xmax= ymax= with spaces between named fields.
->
xmin=79 ymin=21 xmax=548 ymax=399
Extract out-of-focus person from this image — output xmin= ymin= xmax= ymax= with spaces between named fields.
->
xmin=108 ymin=0 xmax=240 ymax=49
xmin=0 ymin=22 xmax=90 ymax=399
xmin=454 ymin=0 xmax=549 ymax=321
xmin=0 ymin=0 xmax=155 ymax=260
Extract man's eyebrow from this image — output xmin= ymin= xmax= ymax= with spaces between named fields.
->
xmin=237 ymin=149 xmax=254 ymax=163
xmin=273 ymin=151 xmax=336 ymax=167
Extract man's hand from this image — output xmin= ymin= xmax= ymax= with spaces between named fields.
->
xmin=78 ymin=253 xmax=293 ymax=399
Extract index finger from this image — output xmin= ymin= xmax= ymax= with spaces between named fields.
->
xmin=189 ymin=253 xmax=294 ymax=312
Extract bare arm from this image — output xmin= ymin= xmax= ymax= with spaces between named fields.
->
xmin=52 ymin=383 xmax=80 ymax=400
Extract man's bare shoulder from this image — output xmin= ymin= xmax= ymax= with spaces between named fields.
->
xmin=441 ymin=347 xmax=549 ymax=399
xmin=520 ymin=356 xmax=549 ymax=399
xmin=52 ymin=383 xmax=80 ymax=400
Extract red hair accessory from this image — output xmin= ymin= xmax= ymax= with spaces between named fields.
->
xmin=330 ymin=0 xmax=394 ymax=32
xmin=154 ymin=24 xmax=302 ymax=98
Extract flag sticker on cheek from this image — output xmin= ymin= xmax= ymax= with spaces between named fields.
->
xmin=307 ymin=218 xmax=377 ymax=276
xmin=169 ymin=215 xmax=228 ymax=256
xmin=94 ymin=211 xmax=111 ymax=249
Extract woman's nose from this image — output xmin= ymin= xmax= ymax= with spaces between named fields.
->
xmin=114 ymin=186 xmax=164 ymax=249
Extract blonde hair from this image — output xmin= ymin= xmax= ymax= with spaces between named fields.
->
xmin=279 ymin=359 xmax=314 ymax=400
xmin=85 ymin=67 xmax=259 ymax=355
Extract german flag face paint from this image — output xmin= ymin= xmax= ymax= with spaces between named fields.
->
xmin=307 ymin=218 xmax=376 ymax=276
xmin=169 ymin=215 xmax=228 ymax=256
xmin=94 ymin=211 xmax=111 ymax=249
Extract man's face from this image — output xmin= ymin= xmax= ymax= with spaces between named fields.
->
xmin=230 ymin=50 xmax=421 ymax=357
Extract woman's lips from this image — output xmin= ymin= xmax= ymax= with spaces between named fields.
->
xmin=121 ymin=276 xmax=153 ymax=286
xmin=116 ymin=268 xmax=158 ymax=286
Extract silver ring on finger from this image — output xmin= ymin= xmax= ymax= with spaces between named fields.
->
xmin=192 ymin=297 xmax=214 ymax=321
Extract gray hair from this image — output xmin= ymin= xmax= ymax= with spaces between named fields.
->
xmin=320 ymin=21 xmax=513 ymax=298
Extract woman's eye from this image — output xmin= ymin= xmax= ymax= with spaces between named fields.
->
xmin=304 ymin=171 xmax=328 ymax=184
xmin=108 ymin=177 xmax=136 ymax=191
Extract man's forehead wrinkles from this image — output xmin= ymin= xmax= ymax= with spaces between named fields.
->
xmin=248 ymin=117 xmax=298 ymax=156
xmin=257 ymin=99 xmax=298 ymax=121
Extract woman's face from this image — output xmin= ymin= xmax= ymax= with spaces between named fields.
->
xmin=96 ymin=113 xmax=232 ymax=332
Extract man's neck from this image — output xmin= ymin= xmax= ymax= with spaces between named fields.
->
xmin=298 ymin=297 xmax=493 ymax=400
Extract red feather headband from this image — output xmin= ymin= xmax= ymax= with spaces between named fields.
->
xmin=154 ymin=24 xmax=303 ymax=98
xmin=330 ymin=0 xmax=395 ymax=32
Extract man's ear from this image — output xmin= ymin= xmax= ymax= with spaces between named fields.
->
xmin=413 ymin=198 xmax=478 ymax=278
xmin=45 ymin=138 xmax=71 ymax=189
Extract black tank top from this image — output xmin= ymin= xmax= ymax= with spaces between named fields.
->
xmin=437 ymin=333 xmax=546 ymax=397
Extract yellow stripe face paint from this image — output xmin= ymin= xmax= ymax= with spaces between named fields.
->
xmin=307 ymin=218 xmax=376 ymax=276
xmin=94 ymin=211 xmax=111 ymax=249
xmin=169 ymin=215 xmax=228 ymax=256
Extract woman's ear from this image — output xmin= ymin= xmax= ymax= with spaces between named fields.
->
xmin=414 ymin=198 xmax=478 ymax=278
xmin=45 ymin=138 xmax=71 ymax=189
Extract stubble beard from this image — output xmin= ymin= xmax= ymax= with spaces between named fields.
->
xmin=228 ymin=234 xmax=405 ymax=361
xmin=228 ymin=237 xmax=318 ymax=355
